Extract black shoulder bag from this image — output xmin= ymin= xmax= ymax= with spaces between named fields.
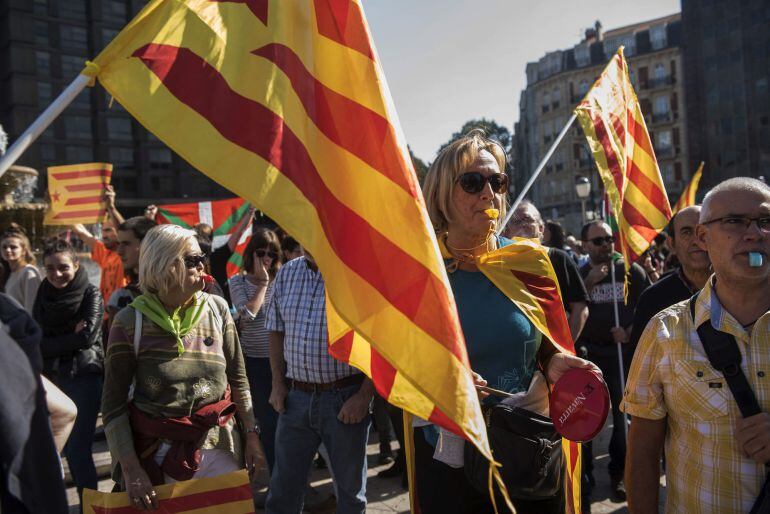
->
xmin=463 ymin=371 xmax=563 ymax=500
xmin=689 ymin=293 xmax=770 ymax=513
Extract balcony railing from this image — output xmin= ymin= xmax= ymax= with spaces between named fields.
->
xmin=642 ymin=75 xmax=675 ymax=90
xmin=652 ymin=111 xmax=673 ymax=123
xmin=655 ymin=145 xmax=674 ymax=158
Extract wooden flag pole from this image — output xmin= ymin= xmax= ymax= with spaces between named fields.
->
xmin=497 ymin=112 xmax=578 ymax=236
xmin=0 ymin=74 xmax=91 ymax=179
xmin=609 ymin=261 xmax=629 ymax=440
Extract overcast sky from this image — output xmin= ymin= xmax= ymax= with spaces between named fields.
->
xmin=363 ymin=0 xmax=679 ymax=162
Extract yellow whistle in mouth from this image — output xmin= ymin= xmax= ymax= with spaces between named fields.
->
xmin=484 ymin=208 xmax=499 ymax=219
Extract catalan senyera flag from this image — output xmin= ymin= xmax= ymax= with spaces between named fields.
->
xmin=672 ymin=162 xmax=704 ymax=214
xmin=44 ymin=163 xmax=112 ymax=225
xmin=436 ymin=236 xmax=581 ymax=514
xmin=84 ymin=0 xmax=497 ymax=500
xmin=82 ymin=470 xmax=253 ymax=514
xmin=576 ymin=47 xmax=672 ymax=269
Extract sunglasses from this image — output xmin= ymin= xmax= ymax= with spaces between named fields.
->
xmin=256 ymin=249 xmax=279 ymax=260
xmin=456 ymin=172 xmax=509 ymax=194
xmin=588 ymin=236 xmax=615 ymax=246
xmin=183 ymin=254 xmax=207 ymax=268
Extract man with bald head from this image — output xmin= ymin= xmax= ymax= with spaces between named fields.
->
xmin=624 ymin=177 xmax=770 ymax=513
xmin=629 ymin=205 xmax=711 ymax=348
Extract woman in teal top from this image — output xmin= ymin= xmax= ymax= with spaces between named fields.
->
xmin=419 ymin=129 xmax=595 ymax=514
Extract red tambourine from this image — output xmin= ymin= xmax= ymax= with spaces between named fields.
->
xmin=549 ymin=368 xmax=610 ymax=442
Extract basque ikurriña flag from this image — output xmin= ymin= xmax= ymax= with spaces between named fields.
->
xmin=575 ymin=47 xmax=672 ymax=269
xmin=81 ymin=0 xmax=505 ymax=505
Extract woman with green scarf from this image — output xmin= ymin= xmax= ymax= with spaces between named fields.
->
xmin=102 ymin=225 xmax=266 ymax=510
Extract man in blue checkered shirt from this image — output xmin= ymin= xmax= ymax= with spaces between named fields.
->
xmin=265 ymin=252 xmax=374 ymax=514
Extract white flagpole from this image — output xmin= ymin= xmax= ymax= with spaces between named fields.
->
xmin=497 ymin=112 xmax=578 ymax=236
xmin=0 ymin=74 xmax=91 ymax=179
xmin=610 ymin=260 xmax=628 ymax=440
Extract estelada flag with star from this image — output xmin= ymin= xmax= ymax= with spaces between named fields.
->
xmin=81 ymin=0 xmax=504 ymax=506
xmin=83 ymin=470 xmax=253 ymax=514
xmin=44 ymin=163 xmax=112 ymax=225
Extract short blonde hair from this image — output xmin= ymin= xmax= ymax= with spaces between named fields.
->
xmin=139 ymin=225 xmax=198 ymax=296
xmin=422 ymin=129 xmax=508 ymax=233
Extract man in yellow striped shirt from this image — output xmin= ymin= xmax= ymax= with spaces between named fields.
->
xmin=623 ymin=177 xmax=770 ymax=513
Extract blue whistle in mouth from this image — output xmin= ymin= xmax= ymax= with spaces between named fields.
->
xmin=749 ymin=252 xmax=763 ymax=268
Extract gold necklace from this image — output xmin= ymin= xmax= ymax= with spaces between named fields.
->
xmin=444 ymin=230 xmax=496 ymax=270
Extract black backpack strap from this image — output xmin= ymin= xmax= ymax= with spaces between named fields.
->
xmin=688 ymin=292 xmax=762 ymax=418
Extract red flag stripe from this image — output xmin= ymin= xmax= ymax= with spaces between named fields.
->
xmin=626 ymin=159 xmax=668 ymax=210
xmin=621 ymin=198 xmax=658 ymax=235
xmin=65 ymin=195 xmax=103 ymax=206
xmin=428 ymin=405 xmax=465 ymax=439
xmin=510 ymin=270 xmax=573 ymax=353
xmin=134 ymin=43 xmax=462 ymax=358
xmin=609 ymin=111 xmax=625 ymax=144
xmin=91 ymin=483 xmax=253 ymax=514
xmin=626 ymin=111 xmax=655 ymax=158
xmin=588 ymin=111 xmax=624 ymax=195
xmin=65 ymin=183 xmax=107 ymax=192
xmin=313 ymin=0 xmax=374 ymax=59
xmin=52 ymin=209 xmax=106 ymax=219
xmin=252 ymin=43 xmax=415 ymax=196
xmin=210 ymin=0 xmax=268 ymax=25
xmin=370 ymin=346 xmax=398 ymax=398
xmin=329 ymin=330 xmax=355 ymax=363
xmin=51 ymin=169 xmax=111 ymax=180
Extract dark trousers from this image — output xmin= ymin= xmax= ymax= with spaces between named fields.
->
xmin=583 ymin=346 xmax=631 ymax=482
xmin=413 ymin=427 xmax=564 ymax=514
xmin=57 ymin=372 xmax=102 ymax=499
xmin=244 ymin=356 xmax=278 ymax=472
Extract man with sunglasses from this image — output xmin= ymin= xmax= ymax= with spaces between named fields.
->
xmin=624 ymin=177 xmax=770 ymax=514
xmin=578 ymin=220 xmax=651 ymax=504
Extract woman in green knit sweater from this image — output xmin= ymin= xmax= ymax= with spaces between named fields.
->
xmin=102 ymin=224 xmax=266 ymax=510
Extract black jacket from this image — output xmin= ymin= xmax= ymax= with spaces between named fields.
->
xmin=38 ymin=284 xmax=104 ymax=378
xmin=0 ymin=294 xmax=68 ymax=514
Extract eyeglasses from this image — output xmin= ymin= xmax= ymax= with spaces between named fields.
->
xmin=256 ymin=249 xmax=279 ymax=260
xmin=701 ymin=216 xmax=770 ymax=233
xmin=588 ymin=236 xmax=615 ymax=246
xmin=456 ymin=172 xmax=509 ymax=194
xmin=183 ymin=254 xmax=207 ymax=268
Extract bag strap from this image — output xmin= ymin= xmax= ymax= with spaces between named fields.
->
xmin=688 ymin=293 xmax=761 ymax=418
xmin=133 ymin=307 xmax=142 ymax=357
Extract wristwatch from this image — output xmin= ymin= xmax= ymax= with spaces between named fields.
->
xmin=245 ymin=424 xmax=261 ymax=436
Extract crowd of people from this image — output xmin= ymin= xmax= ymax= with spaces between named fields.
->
xmin=0 ymin=130 xmax=769 ymax=514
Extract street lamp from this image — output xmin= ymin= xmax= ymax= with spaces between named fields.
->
xmin=575 ymin=175 xmax=591 ymax=224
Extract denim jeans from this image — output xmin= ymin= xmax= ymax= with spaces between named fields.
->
xmin=57 ymin=372 xmax=102 ymax=498
xmin=265 ymin=384 xmax=370 ymax=514
xmin=244 ymin=356 xmax=279 ymax=472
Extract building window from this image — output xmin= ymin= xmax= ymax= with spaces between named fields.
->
xmin=63 ymin=116 xmax=92 ymax=139
xmin=60 ymin=25 xmax=88 ymax=50
xmin=34 ymin=20 xmax=49 ymax=46
xmin=101 ymin=28 xmax=119 ymax=50
xmin=33 ymin=0 xmax=48 ymax=16
xmin=575 ymin=44 xmax=590 ymax=67
xmin=149 ymin=148 xmax=173 ymax=169
xmin=107 ymin=118 xmax=133 ymax=141
xmin=652 ymin=95 xmax=671 ymax=116
xmin=542 ymin=91 xmax=551 ymax=113
xmin=39 ymin=143 xmax=56 ymax=162
xmin=552 ymin=88 xmax=561 ymax=109
xmin=578 ymin=79 xmax=590 ymax=96
xmin=59 ymin=0 xmax=87 ymax=20
xmin=103 ymin=0 xmax=126 ymax=24
xmin=650 ymin=25 xmax=667 ymax=50
xmin=61 ymin=54 xmax=84 ymax=78
xmin=109 ymin=147 xmax=134 ymax=167
xmin=660 ymin=162 xmax=674 ymax=183
xmin=37 ymin=82 xmax=52 ymax=106
xmin=65 ymin=146 xmax=93 ymax=163
xmin=656 ymin=130 xmax=672 ymax=156
xmin=35 ymin=51 xmax=51 ymax=75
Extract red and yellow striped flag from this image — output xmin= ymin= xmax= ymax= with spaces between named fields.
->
xmin=44 ymin=163 xmax=111 ymax=225
xmin=575 ymin=47 xmax=672 ymax=267
xmin=672 ymin=162 xmax=704 ymax=214
xmin=85 ymin=0 xmax=497 ymax=498
xmin=83 ymin=470 xmax=253 ymax=513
